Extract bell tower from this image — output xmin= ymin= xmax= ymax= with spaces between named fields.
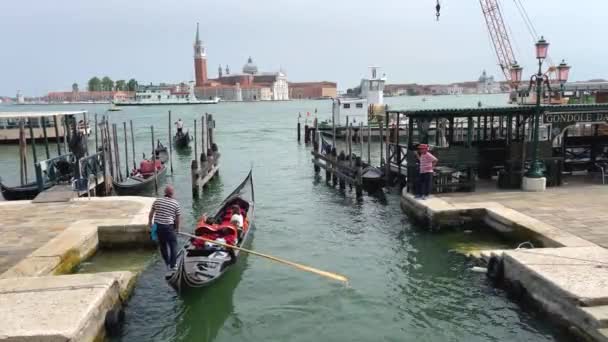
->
xmin=194 ymin=23 xmax=207 ymax=86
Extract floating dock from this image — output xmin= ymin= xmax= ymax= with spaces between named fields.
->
xmin=0 ymin=197 xmax=154 ymax=341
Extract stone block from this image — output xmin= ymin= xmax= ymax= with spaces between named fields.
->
xmin=0 ymin=273 xmax=124 ymax=342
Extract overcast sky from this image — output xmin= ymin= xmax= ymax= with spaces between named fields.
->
xmin=1 ymin=0 xmax=605 ymax=96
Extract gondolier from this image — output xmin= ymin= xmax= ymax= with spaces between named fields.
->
xmin=149 ymin=185 xmax=182 ymax=270
xmin=175 ymin=118 xmax=184 ymax=134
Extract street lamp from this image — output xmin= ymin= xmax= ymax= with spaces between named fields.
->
xmin=557 ymin=59 xmax=571 ymax=91
xmin=524 ymin=36 xmax=553 ymax=182
xmin=510 ymin=62 xmax=523 ymax=103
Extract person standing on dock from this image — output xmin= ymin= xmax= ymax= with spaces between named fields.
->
xmin=148 ymin=185 xmax=182 ymax=270
xmin=415 ymin=144 xmax=437 ymax=200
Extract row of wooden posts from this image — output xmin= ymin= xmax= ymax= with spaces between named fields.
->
xmin=190 ymin=113 xmax=218 ymax=197
xmin=301 ymin=116 xmax=378 ymax=198
xmin=16 ymin=114 xmax=82 ymax=186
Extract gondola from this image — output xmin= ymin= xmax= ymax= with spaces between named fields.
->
xmin=155 ymin=141 xmax=169 ymax=164
xmin=112 ymin=159 xmax=167 ymax=196
xmin=0 ymin=179 xmax=53 ymax=201
xmin=167 ymin=170 xmax=254 ymax=292
xmin=174 ymin=130 xmax=191 ymax=148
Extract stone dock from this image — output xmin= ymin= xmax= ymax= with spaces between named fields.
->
xmin=401 ymin=184 xmax=608 ymax=341
xmin=0 ymin=197 xmax=154 ymax=341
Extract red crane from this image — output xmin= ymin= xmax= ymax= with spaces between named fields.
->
xmin=478 ymin=0 xmax=518 ymax=87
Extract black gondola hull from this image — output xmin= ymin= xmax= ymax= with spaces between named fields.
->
xmin=0 ymin=181 xmax=54 ymax=201
xmin=112 ymin=166 xmax=168 ymax=196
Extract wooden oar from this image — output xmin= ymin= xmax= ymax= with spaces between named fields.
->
xmin=178 ymin=231 xmax=349 ymax=284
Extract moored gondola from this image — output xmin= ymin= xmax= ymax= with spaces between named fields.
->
xmin=0 ymin=179 xmax=54 ymax=201
xmin=166 ymin=170 xmax=254 ymax=292
xmin=113 ymin=158 xmax=167 ymax=196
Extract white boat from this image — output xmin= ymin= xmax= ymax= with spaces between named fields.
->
xmin=113 ymin=82 xmax=219 ymax=106
xmin=0 ymin=111 xmax=84 ymax=144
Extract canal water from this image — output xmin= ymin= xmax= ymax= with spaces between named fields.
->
xmin=0 ymin=95 xmax=568 ymax=341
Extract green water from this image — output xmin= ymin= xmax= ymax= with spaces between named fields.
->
xmin=75 ymin=249 xmax=155 ymax=274
xmin=0 ymin=95 xmax=568 ymax=341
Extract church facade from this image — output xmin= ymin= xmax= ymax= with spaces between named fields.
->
xmin=192 ymin=24 xmax=288 ymax=101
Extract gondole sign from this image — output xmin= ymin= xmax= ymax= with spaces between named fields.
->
xmin=544 ymin=110 xmax=608 ymax=124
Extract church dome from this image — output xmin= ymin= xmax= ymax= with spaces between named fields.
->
xmin=242 ymin=56 xmax=258 ymax=75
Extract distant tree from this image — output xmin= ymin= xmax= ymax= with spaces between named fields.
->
xmin=72 ymin=83 xmax=79 ymax=92
xmin=115 ymin=80 xmax=126 ymax=91
xmin=88 ymin=77 xmax=101 ymax=91
xmin=127 ymin=79 xmax=138 ymax=91
xmin=101 ymin=76 xmax=114 ymax=91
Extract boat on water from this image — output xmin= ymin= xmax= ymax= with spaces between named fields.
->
xmin=113 ymin=82 xmax=220 ymax=106
xmin=0 ymin=111 xmax=82 ymax=144
xmin=113 ymin=158 xmax=167 ymax=196
xmin=108 ymin=105 xmax=122 ymax=112
xmin=0 ymin=179 xmax=54 ymax=201
xmin=166 ymin=170 xmax=254 ymax=292
xmin=174 ymin=130 xmax=191 ymax=148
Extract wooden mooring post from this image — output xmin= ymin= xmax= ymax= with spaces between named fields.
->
xmin=168 ymin=110 xmax=173 ymax=174
xmin=151 ymin=125 xmax=158 ymax=195
xmin=123 ymin=122 xmax=129 ymax=178
xmin=53 ymin=115 xmax=61 ymax=156
xmin=297 ymin=115 xmax=301 ymax=142
xmin=311 ymin=146 xmax=362 ymax=198
xmin=41 ymin=116 xmax=50 ymax=160
xmin=192 ymin=113 xmax=220 ymax=197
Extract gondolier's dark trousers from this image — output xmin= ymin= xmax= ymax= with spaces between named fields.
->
xmin=156 ymin=223 xmax=178 ymax=268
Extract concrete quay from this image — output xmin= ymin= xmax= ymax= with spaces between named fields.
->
xmin=400 ymin=184 xmax=608 ymax=341
xmin=0 ymin=197 xmax=154 ymax=341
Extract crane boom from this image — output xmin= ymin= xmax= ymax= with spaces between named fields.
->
xmin=479 ymin=0 xmax=517 ymax=86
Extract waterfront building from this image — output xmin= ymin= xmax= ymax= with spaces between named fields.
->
xmin=46 ymin=90 xmax=133 ymax=103
xmin=289 ymin=82 xmax=337 ymax=99
xmin=192 ymin=24 xmax=289 ymax=101
xmin=477 ymin=70 xmax=501 ymax=94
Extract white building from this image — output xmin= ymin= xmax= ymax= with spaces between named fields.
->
xmin=477 ymin=70 xmax=501 ymax=94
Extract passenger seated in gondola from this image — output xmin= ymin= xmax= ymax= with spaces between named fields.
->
xmin=230 ymin=205 xmax=244 ymax=229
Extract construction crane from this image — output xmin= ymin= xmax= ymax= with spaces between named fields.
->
xmin=435 ymin=0 xmax=557 ymax=88
xmin=479 ymin=0 xmax=517 ymax=87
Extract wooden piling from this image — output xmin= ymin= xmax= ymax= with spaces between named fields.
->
xmin=53 ymin=115 xmax=61 ymax=155
xmin=168 ymin=110 xmax=173 ymax=174
xmin=123 ymin=122 xmax=129 ymax=179
xmin=208 ymin=114 xmax=214 ymax=146
xmin=63 ymin=116 xmax=69 ymax=154
xmin=313 ymin=130 xmax=320 ymax=174
xmin=112 ymin=124 xmax=122 ymax=182
xmin=359 ymin=122 xmax=364 ymax=158
xmin=105 ymin=119 xmax=114 ymax=180
xmin=83 ymin=112 xmax=89 ymax=156
xmin=41 ymin=117 xmax=50 ymax=159
xmin=367 ymin=124 xmax=372 ymax=164
xmin=297 ymin=115 xmax=301 ymax=142
xmin=384 ymin=112 xmax=390 ymax=184
xmin=331 ymin=148 xmax=337 ymax=187
xmin=194 ymin=119 xmax=198 ymax=165
xmin=129 ymin=120 xmax=136 ymax=169
xmin=19 ymin=120 xmax=27 ymax=185
xmin=94 ymin=113 xmax=98 ymax=152
xmin=355 ymin=157 xmax=363 ymax=198
xmin=201 ymin=114 xmax=206 ymax=162
xmin=304 ymin=124 xmax=309 ymax=144
xmin=150 ymin=126 xmax=158 ymax=195
xmin=379 ymin=120 xmax=384 ymax=166
xmin=27 ymin=119 xmax=38 ymax=165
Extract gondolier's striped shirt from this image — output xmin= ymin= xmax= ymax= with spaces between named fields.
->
xmin=152 ymin=197 xmax=182 ymax=225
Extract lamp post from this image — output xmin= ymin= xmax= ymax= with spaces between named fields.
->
xmin=557 ymin=59 xmax=571 ymax=95
xmin=510 ymin=36 xmax=570 ymax=191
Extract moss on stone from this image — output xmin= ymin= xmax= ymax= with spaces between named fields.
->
xmin=54 ymin=248 xmax=82 ymax=275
